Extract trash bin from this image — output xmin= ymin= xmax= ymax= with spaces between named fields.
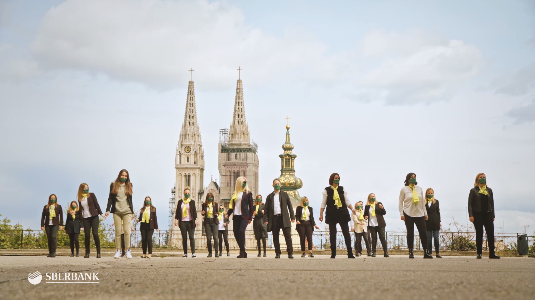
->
xmin=517 ymin=234 xmax=528 ymax=256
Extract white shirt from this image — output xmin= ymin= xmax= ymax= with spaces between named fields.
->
xmin=399 ymin=186 xmax=428 ymax=217
xmin=234 ymin=193 xmax=243 ymax=216
xmin=218 ymin=215 xmax=225 ymax=230
xmin=273 ymin=192 xmax=281 ymax=215
xmin=367 ymin=205 xmax=379 ymax=227
xmin=80 ymin=197 xmax=91 ymax=218
xmin=320 ymin=190 xmax=351 ymax=208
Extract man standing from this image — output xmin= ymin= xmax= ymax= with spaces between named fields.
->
xmin=265 ymin=179 xmax=295 ymax=259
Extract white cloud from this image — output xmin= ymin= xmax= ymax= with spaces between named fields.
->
xmin=507 ymin=98 xmax=535 ymax=124
xmin=494 ymin=63 xmax=535 ymax=96
xmin=0 ymin=44 xmax=41 ymax=81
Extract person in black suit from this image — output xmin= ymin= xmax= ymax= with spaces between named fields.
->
xmin=265 ymin=178 xmax=296 ymax=259
xmin=295 ymin=196 xmax=319 ymax=258
xmin=65 ymin=201 xmax=83 ymax=257
xmin=319 ymin=173 xmax=356 ymax=259
xmin=469 ymin=173 xmax=500 ymax=259
xmin=226 ymin=177 xmax=254 ymax=258
xmin=218 ymin=207 xmax=230 ymax=257
xmin=253 ymin=195 xmax=267 ymax=257
xmin=364 ymin=193 xmax=389 ymax=257
xmin=136 ymin=196 xmax=159 ymax=258
xmin=40 ymin=194 xmax=63 ymax=258
xmin=77 ymin=182 xmax=106 ymax=258
xmin=425 ymin=188 xmax=442 ymax=258
xmin=174 ymin=187 xmax=198 ymax=258
xmin=201 ymin=193 xmax=219 ymax=258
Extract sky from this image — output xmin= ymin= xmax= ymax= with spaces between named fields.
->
xmin=1 ymin=0 xmax=534 ymax=234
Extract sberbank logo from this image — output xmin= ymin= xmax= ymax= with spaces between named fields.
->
xmin=27 ymin=271 xmax=99 ymax=284
xmin=28 ymin=271 xmax=42 ymax=285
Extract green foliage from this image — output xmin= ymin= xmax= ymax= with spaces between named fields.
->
xmin=450 ymin=235 xmax=477 ymax=251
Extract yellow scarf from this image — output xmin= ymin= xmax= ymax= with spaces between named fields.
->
xmin=478 ymin=185 xmax=489 ymax=195
xmin=49 ymin=205 xmax=56 ymax=218
xmin=357 ymin=209 xmax=364 ymax=221
xmin=207 ymin=203 xmax=213 ymax=218
xmin=82 ymin=193 xmax=88 ymax=199
xmin=302 ymin=206 xmax=308 ymax=220
xmin=255 ymin=205 xmax=260 ymax=214
xmin=427 ymin=198 xmax=434 ymax=205
xmin=182 ymin=198 xmax=191 ymax=218
xmin=142 ymin=207 xmax=150 ymax=223
xmin=71 ymin=211 xmax=76 ymax=220
xmin=331 ymin=186 xmax=342 ymax=208
xmin=370 ymin=204 xmax=376 ymax=217
xmin=409 ymin=184 xmax=419 ymax=204
xmin=229 ymin=193 xmax=238 ymax=209
xmin=218 ymin=212 xmax=223 ymax=221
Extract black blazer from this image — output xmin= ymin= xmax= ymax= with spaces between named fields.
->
xmin=265 ymin=191 xmax=295 ymax=231
xmin=106 ymin=183 xmax=134 ymax=214
xmin=78 ymin=193 xmax=103 ymax=217
xmin=41 ymin=205 xmax=64 ymax=227
xmin=425 ymin=200 xmax=441 ymax=231
xmin=138 ymin=206 xmax=159 ymax=230
xmin=65 ymin=210 xmax=83 ymax=234
xmin=364 ymin=203 xmax=386 ymax=228
xmin=227 ymin=191 xmax=255 ymax=219
xmin=468 ymin=186 xmax=495 ymax=218
xmin=201 ymin=202 xmax=220 ymax=225
xmin=295 ymin=206 xmax=316 ymax=231
xmin=174 ymin=199 xmax=197 ymax=228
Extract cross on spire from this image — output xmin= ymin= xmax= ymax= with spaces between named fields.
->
xmin=189 ymin=68 xmax=194 ymax=81
xmin=237 ymin=66 xmax=242 ymax=80
xmin=286 ymin=116 xmax=290 ymax=129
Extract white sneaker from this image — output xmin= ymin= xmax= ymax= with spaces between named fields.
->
xmin=126 ymin=249 xmax=132 ymax=259
xmin=114 ymin=249 xmax=121 ymax=259
xmin=192 ymin=254 xmax=197 ymax=258
xmin=182 ymin=254 xmax=188 ymax=258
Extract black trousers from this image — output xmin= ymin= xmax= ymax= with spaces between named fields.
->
xmin=121 ymin=234 xmax=125 ymax=256
xmin=140 ymin=222 xmax=154 ymax=254
xmin=68 ymin=233 xmax=80 ymax=254
xmin=233 ymin=215 xmax=249 ymax=253
xmin=45 ymin=225 xmax=59 ymax=254
xmin=218 ymin=230 xmax=229 ymax=254
xmin=368 ymin=226 xmax=388 ymax=254
xmin=474 ymin=213 xmax=495 ymax=255
xmin=179 ymin=220 xmax=195 ymax=254
xmin=297 ymin=221 xmax=313 ymax=251
xmin=82 ymin=216 xmax=100 ymax=253
xmin=354 ymin=231 xmax=370 ymax=255
xmin=204 ymin=219 xmax=219 ymax=254
xmin=272 ymin=215 xmax=293 ymax=255
xmin=403 ymin=212 xmax=428 ymax=252
xmin=328 ymin=221 xmax=352 ymax=255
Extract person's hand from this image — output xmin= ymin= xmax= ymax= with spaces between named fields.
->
xmin=425 ymin=215 xmax=428 ymax=221
xmin=351 ymin=227 xmax=354 ymax=231
xmin=70 ymin=211 xmax=75 ymax=215
xmin=248 ymin=220 xmax=252 ymax=225
xmin=223 ymin=223 xmax=227 ymax=226
xmin=319 ymin=215 xmax=323 ymax=222
xmin=41 ymin=226 xmax=44 ymax=231
xmin=264 ymin=221 xmax=268 ymax=225
xmin=195 ymin=220 xmax=199 ymax=226
xmin=105 ymin=212 xmax=110 ymax=217
xmin=60 ymin=226 xmax=63 ymax=231
xmin=202 ymin=210 xmax=206 ymax=215
xmin=379 ymin=204 xmax=384 ymax=209
xmin=135 ymin=219 xmax=139 ymax=223
xmin=101 ymin=214 xmax=107 ymax=220
xmin=225 ymin=214 xmax=229 ymax=219
xmin=296 ymin=221 xmax=301 ymax=225
xmin=365 ymin=216 xmax=368 ymax=220
xmin=291 ymin=219 xmax=295 ymax=223
xmin=156 ymin=229 xmax=159 ymax=233
xmin=174 ymin=220 xmax=178 ymax=227
xmin=401 ymin=216 xmax=405 ymax=221
xmin=493 ymin=218 xmax=495 ymax=221
xmin=262 ymin=210 xmax=264 ymax=214
xmin=315 ymin=225 xmax=320 ymax=229
xmin=352 ymin=209 xmax=356 ymax=214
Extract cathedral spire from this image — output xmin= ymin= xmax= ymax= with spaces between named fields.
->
xmin=228 ymin=67 xmax=251 ymax=145
xmin=179 ymin=79 xmax=202 ymax=144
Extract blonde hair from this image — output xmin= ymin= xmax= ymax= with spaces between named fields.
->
xmin=366 ymin=193 xmax=376 ymax=206
xmin=235 ymin=176 xmax=250 ymax=194
xmin=68 ymin=201 xmax=79 ymax=214
xmin=474 ymin=173 xmax=486 ymax=187
xmin=354 ymin=201 xmax=364 ymax=208
xmin=425 ymin=188 xmax=436 ymax=204
xmin=300 ymin=196 xmax=309 ymax=207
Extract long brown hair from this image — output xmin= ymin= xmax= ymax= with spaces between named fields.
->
xmin=46 ymin=194 xmax=58 ymax=208
xmin=204 ymin=192 xmax=215 ymax=206
xmin=474 ymin=173 xmax=486 ymax=187
xmin=111 ymin=169 xmax=133 ymax=195
xmin=68 ymin=201 xmax=79 ymax=214
xmin=77 ymin=183 xmax=89 ymax=201
xmin=140 ymin=196 xmax=154 ymax=213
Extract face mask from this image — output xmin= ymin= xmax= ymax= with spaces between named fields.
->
xmin=274 ymin=184 xmax=281 ymax=190
xmin=334 ymin=179 xmax=340 ymax=184
xmin=145 ymin=200 xmax=151 ymax=205
xmin=120 ymin=178 xmax=127 ymax=183
xmin=208 ymin=198 xmax=213 ymax=202
xmin=50 ymin=199 xmax=56 ymax=203
xmin=257 ymin=198 xmax=262 ymax=203
xmin=304 ymin=202 xmax=309 ymax=206
xmin=427 ymin=194 xmax=434 ymax=199
xmin=219 ymin=208 xmax=224 ymax=212
xmin=71 ymin=205 xmax=77 ymax=209
xmin=184 ymin=194 xmax=190 ymax=199
xmin=478 ymin=178 xmax=486 ymax=184
xmin=242 ymin=182 xmax=247 ymax=188
xmin=409 ymin=178 xmax=416 ymax=184
xmin=370 ymin=198 xmax=376 ymax=202
xmin=83 ymin=189 xmax=89 ymax=193
xmin=357 ymin=206 xmax=362 ymax=210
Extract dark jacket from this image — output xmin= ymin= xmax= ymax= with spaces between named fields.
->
xmin=364 ymin=202 xmax=386 ymax=228
xmin=41 ymin=204 xmax=64 ymax=227
xmin=201 ymin=202 xmax=220 ymax=225
xmin=138 ymin=206 xmax=159 ymax=230
xmin=295 ymin=206 xmax=316 ymax=231
xmin=325 ymin=186 xmax=351 ymax=224
xmin=227 ymin=191 xmax=254 ymax=220
xmin=106 ymin=183 xmax=134 ymax=214
xmin=265 ymin=190 xmax=295 ymax=231
xmin=468 ymin=186 xmax=495 ymax=218
xmin=253 ymin=203 xmax=266 ymax=221
xmin=78 ymin=193 xmax=103 ymax=217
xmin=425 ymin=200 xmax=441 ymax=231
xmin=65 ymin=210 xmax=83 ymax=234
xmin=174 ymin=199 xmax=197 ymax=228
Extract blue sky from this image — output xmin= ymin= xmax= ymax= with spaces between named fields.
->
xmin=1 ymin=0 xmax=534 ymax=233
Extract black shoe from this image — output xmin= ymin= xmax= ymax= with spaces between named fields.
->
xmin=436 ymin=254 xmax=442 ymax=258
xmin=215 ymin=252 xmax=219 ymax=258
xmin=47 ymin=254 xmax=51 ymax=257
xmin=348 ymin=253 xmax=355 ymax=259
xmin=275 ymin=254 xmax=281 ymax=259
xmin=70 ymin=253 xmax=74 ymax=257
xmin=372 ymin=252 xmax=376 ymax=257
xmin=309 ymin=253 xmax=314 ymax=258
xmin=84 ymin=253 xmax=89 ymax=258
xmin=76 ymin=251 xmax=79 ymax=257
xmin=489 ymin=254 xmax=501 ymax=259
xmin=409 ymin=250 xmax=414 ymax=259
xmin=476 ymin=254 xmax=482 ymax=259
xmin=288 ymin=254 xmax=294 ymax=259
xmin=257 ymin=253 xmax=261 ymax=257
xmin=330 ymin=254 xmax=336 ymax=259
xmin=301 ymin=253 xmax=306 ymax=258
xmin=367 ymin=252 xmax=372 ymax=257
xmin=50 ymin=252 xmax=56 ymax=258
xmin=243 ymin=252 xmax=247 ymax=258
xmin=96 ymin=252 xmax=101 ymax=258
xmin=263 ymin=253 xmax=267 ymax=257
xmin=227 ymin=251 xmax=230 ymax=256
xmin=207 ymin=253 xmax=212 ymax=258
xmin=424 ymin=253 xmax=433 ymax=259
xmin=384 ymin=252 xmax=389 ymax=258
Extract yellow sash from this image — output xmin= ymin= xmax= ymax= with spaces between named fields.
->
xmin=207 ymin=203 xmax=213 ymax=218
xmin=331 ymin=186 xmax=342 ymax=208
xmin=409 ymin=184 xmax=419 ymax=204
xmin=370 ymin=205 xmax=376 ymax=217
xmin=142 ymin=207 xmax=150 ymax=223
xmin=182 ymin=198 xmax=191 ymax=218
xmin=255 ymin=205 xmax=259 ymax=214
xmin=478 ymin=185 xmax=489 ymax=195
xmin=302 ymin=206 xmax=308 ymax=220
xmin=229 ymin=193 xmax=238 ymax=209
xmin=49 ymin=205 xmax=56 ymax=218
xmin=357 ymin=209 xmax=364 ymax=221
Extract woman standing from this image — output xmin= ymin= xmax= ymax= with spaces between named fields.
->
xmin=319 ymin=173 xmax=356 ymax=259
xmin=218 ymin=207 xmax=230 ymax=257
xmin=202 ymin=193 xmax=219 ymax=258
xmin=352 ymin=201 xmax=370 ymax=257
xmin=78 ymin=183 xmax=106 ymax=258
xmin=469 ymin=173 xmax=500 ymax=259
xmin=399 ymin=173 xmax=432 ymax=259
xmin=174 ymin=187 xmax=198 ymax=258
xmin=41 ymin=194 xmax=63 ymax=258
xmin=295 ymin=196 xmax=319 ymax=258
xmin=425 ymin=188 xmax=442 ymax=258
xmin=253 ymin=195 xmax=267 ymax=257
xmin=226 ymin=177 xmax=254 ymax=258
xmin=105 ymin=169 xmax=135 ymax=259
xmin=65 ymin=201 xmax=83 ymax=257
xmin=136 ymin=196 xmax=158 ymax=258
xmin=365 ymin=193 xmax=389 ymax=257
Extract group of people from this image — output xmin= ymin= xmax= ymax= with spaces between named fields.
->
xmin=41 ymin=170 xmax=500 ymax=260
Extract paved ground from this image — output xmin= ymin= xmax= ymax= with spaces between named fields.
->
xmin=0 ymin=252 xmax=534 ymax=300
